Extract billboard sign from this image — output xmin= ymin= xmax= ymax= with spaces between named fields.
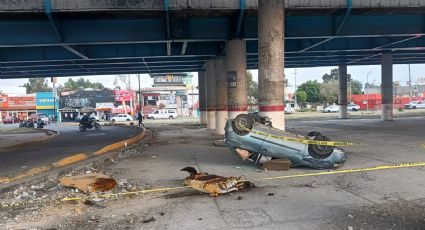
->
xmin=8 ymin=95 xmax=36 ymax=108
xmin=36 ymin=92 xmax=57 ymax=109
xmin=114 ymin=90 xmax=135 ymax=102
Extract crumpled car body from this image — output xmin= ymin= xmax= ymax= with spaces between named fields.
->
xmin=224 ymin=114 xmax=347 ymax=169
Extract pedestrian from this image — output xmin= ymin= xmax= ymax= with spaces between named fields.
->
xmin=137 ymin=111 xmax=143 ymax=127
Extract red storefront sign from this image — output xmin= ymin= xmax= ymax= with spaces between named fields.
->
xmin=9 ymin=96 xmax=36 ymax=108
xmin=114 ymin=90 xmax=135 ymax=102
xmin=1 ymin=95 xmax=36 ymax=109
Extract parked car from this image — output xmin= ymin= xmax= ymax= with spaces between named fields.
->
xmin=323 ymin=105 xmax=339 ymax=113
xmin=347 ymin=103 xmax=360 ymax=111
xmin=404 ymin=101 xmax=425 ymax=109
xmin=111 ymin=114 xmax=134 ymax=122
xmin=2 ymin=116 xmax=20 ymax=124
xmin=147 ymin=109 xmax=178 ymax=120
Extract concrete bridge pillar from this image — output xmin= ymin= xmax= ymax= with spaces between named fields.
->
xmin=338 ymin=65 xmax=348 ymax=119
xmin=198 ymin=71 xmax=207 ymax=125
xmin=381 ymin=53 xmax=394 ymax=121
xmin=258 ymin=0 xmax=285 ymax=130
xmin=214 ymin=57 xmax=228 ymax=135
xmin=226 ymin=39 xmax=248 ymax=120
xmin=205 ymin=59 xmax=216 ymax=131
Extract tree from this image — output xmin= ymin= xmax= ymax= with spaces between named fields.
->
xmin=63 ymin=78 xmax=104 ymax=91
xmin=246 ymin=71 xmax=258 ymax=105
xmin=350 ymin=79 xmax=363 ymax=95
xmin=21 ymin=78 xmax=52 ymax=94
xmin=295 ymin=90 xmax=307 ymax=106
xmin=320 ymin=80 xmax=339 ymax=105
xmin=297 ymin=80 xmax=321 ymax=103
xmin=322 ymin=68 xmax=352 ymax=83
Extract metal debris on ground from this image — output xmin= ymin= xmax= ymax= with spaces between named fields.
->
xmin=180 ymin=166 xmax=254 ymax=197
xmin=59 ymin=173 xmax=117 ymax=194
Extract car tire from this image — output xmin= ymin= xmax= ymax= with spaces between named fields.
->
xmin=327 ymin=110 xmax=331 ymax=113
xmin=232 ymin=114 xmax=254 ymax=136
xmin=413 ymin=106 xmax=417 ymax=109
xmin=169 ymin=116 xmax=173 ymax=119
xmin=126 ymin=119 xmax=130 ymax=121
xmin=307 ymin=133 xmax=334 ymax=159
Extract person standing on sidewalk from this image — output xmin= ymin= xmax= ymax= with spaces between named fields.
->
xmin=137 ymin=111 xmax=143 ymax=127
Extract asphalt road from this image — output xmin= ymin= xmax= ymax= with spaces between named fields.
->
xmin=0 ymin=123 xmax=141 ymax=177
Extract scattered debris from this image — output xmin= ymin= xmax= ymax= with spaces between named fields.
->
xmin=142 ymin=217 xmax=156 ymax=223
xmin=307 ymin=181 xmax=319 ymax=188
xmin=237 ymin=196 xmax=243 ymax=200
xmin=263 ymin=158 xmax=291 ymax=171
xmin=235 ymin=148 xmax=250 ymax=161
xmin=59 ymin=173 xmax=117 ymax=194
xmin=267 ymin=193 xmax=275 ymax=196
xmin=181 ymin=166 xmax=253 ymax=197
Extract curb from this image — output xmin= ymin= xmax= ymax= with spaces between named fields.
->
xmin=0 ymin=126 xmax=147 ymax=185
xmin=0 ymin=129 xmax=61 ymax=153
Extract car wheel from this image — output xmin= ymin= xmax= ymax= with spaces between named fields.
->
xmin=126 ymin=118 xmax=130 ymax=121
xmin=232 ymin=114 xmax=254 ymax=136
xmin=352 ymin=108 xmax=357 ymax=111
xmin=307 ymin=133 xmax=334 ymax=159
xmin=169 ymin=116 xmax=173 ymax=119
xmin=413 ymin=106 xmax=417 ymax=109
xmin=327 ymin=110 xmax=331 ymax=113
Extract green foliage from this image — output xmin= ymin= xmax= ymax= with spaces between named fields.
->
xmin=246 ymin=71 xmax=258 ymax=105
xmin=295 ymin=90 xmax=307 ymax=104
xmin=297 ymin=80 xmax=321 ymax=103
xmin=63 ymin=78 xmax=104 ymax=91
xmin=21 ymin=78 xmax=52 ymax=94
xmin=320 ymin=80 xmax=339 ymax=104
xmin=350 ymin=79 xmax=363 ymax=95
xmin=322 ymin=68 xmax=352 ymax=83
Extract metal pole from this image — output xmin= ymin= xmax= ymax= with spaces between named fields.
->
xmin=138 ymin=74 xmax=142 ymax=113
xmin=366 ymin=71 xmax=372 ymax=112
xmin=408 ymin=64 xmax=412 ymax=100
xmin=294 ymin=68 xmax=298 ymax=108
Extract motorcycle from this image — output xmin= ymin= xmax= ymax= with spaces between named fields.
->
xmin=36 ymin=119 xmax=46 ymax=129
xmin=19 ymin=120 xmax=35 ymax=128
xmin=79 ymin=118 xmax=101 ymax=132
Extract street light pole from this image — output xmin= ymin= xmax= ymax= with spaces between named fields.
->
xmin=366 ymin=70 xmax=372 ymax=112
xmin=138 ymin=74 xmax=142 ymax=113
xmin=294 ymin=68 xmax=298 ymax=109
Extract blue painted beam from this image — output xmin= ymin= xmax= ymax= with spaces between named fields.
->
xmin=235 ymin=0 xmax=245 ymax=38
xmin=2 ymin=15 xmax=425 ymax=48
xmin=334 ymin=0 xmax=352 ymax=35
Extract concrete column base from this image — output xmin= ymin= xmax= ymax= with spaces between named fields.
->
xmin=339 ymin=105 xmax=348 ymax=119
xmin=200 ymin=111 xmax=207 ymax=125
xmin=215 ymin=111 xmax=228 ymax=135
xmin=207 ymin=111 xmax=216 ymax=131
xmin=259 ymin=111 xmax=285 ymax=130
xmin=381 ymin=104 xmax=393 ymax=121
xmin=228 ymin=111 xmax=246 ymax=120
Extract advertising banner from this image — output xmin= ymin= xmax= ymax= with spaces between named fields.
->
xmin=8 ymin=95 xmax=36 ymax=109
xmin=0 ymin=94 xmax=8 ymax=108
xmin=114 ymin=90 xmax=135 ymax=102
xmin=36 ymin=92 xmax=57 ymax=109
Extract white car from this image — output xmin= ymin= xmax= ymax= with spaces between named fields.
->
xmin=111 ymin=114 xmax=134 ymax=122
xmin=323 ymin=105 xmax=339 ymax=113
xmin=147 ymin=109 xmax=178 ymax=120
xmin=404 ymin=101 xmax=425 ymax=109
xmin=347 ymin=103 xmax=360 ymax=111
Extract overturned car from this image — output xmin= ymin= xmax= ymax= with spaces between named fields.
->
xmin=224 ymin=114 xmax=347 ymax=169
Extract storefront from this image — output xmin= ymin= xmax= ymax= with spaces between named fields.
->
xmin=0 ymin=94 xmax=36 ymax=121
xmin=36 ymin=92 xmax=59 ymax=118
xmin=59 ymin=89 xmax=114 ymax=121
xmin=114 ymin=90 xmax=136 ymax=115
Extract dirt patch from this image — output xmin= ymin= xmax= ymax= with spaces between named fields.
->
xmin=333 ymin=199 xmax=425 ymax=230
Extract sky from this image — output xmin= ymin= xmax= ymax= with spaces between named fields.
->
xmin=1 ymin=64 xmax=424 ymax=95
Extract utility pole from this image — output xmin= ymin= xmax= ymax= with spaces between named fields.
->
xmin=366 ymin=70 xmax=372 ymax=112
xmin=408 ymin=64 xmax=412 ymax=100
xmin=138 ymin=74 xmax=142 ymax=113
xmin=294 ymin=68 xmax=298 ymax=109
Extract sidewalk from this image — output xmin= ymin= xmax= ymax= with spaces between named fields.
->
xmin=2 ymin=118 xmax=425 ymax=229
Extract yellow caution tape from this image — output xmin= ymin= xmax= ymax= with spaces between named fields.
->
xmin=235 ymin=122 xmax=359 ymax=147
xmin=3 ymin=161 xmax=425 ymax=208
